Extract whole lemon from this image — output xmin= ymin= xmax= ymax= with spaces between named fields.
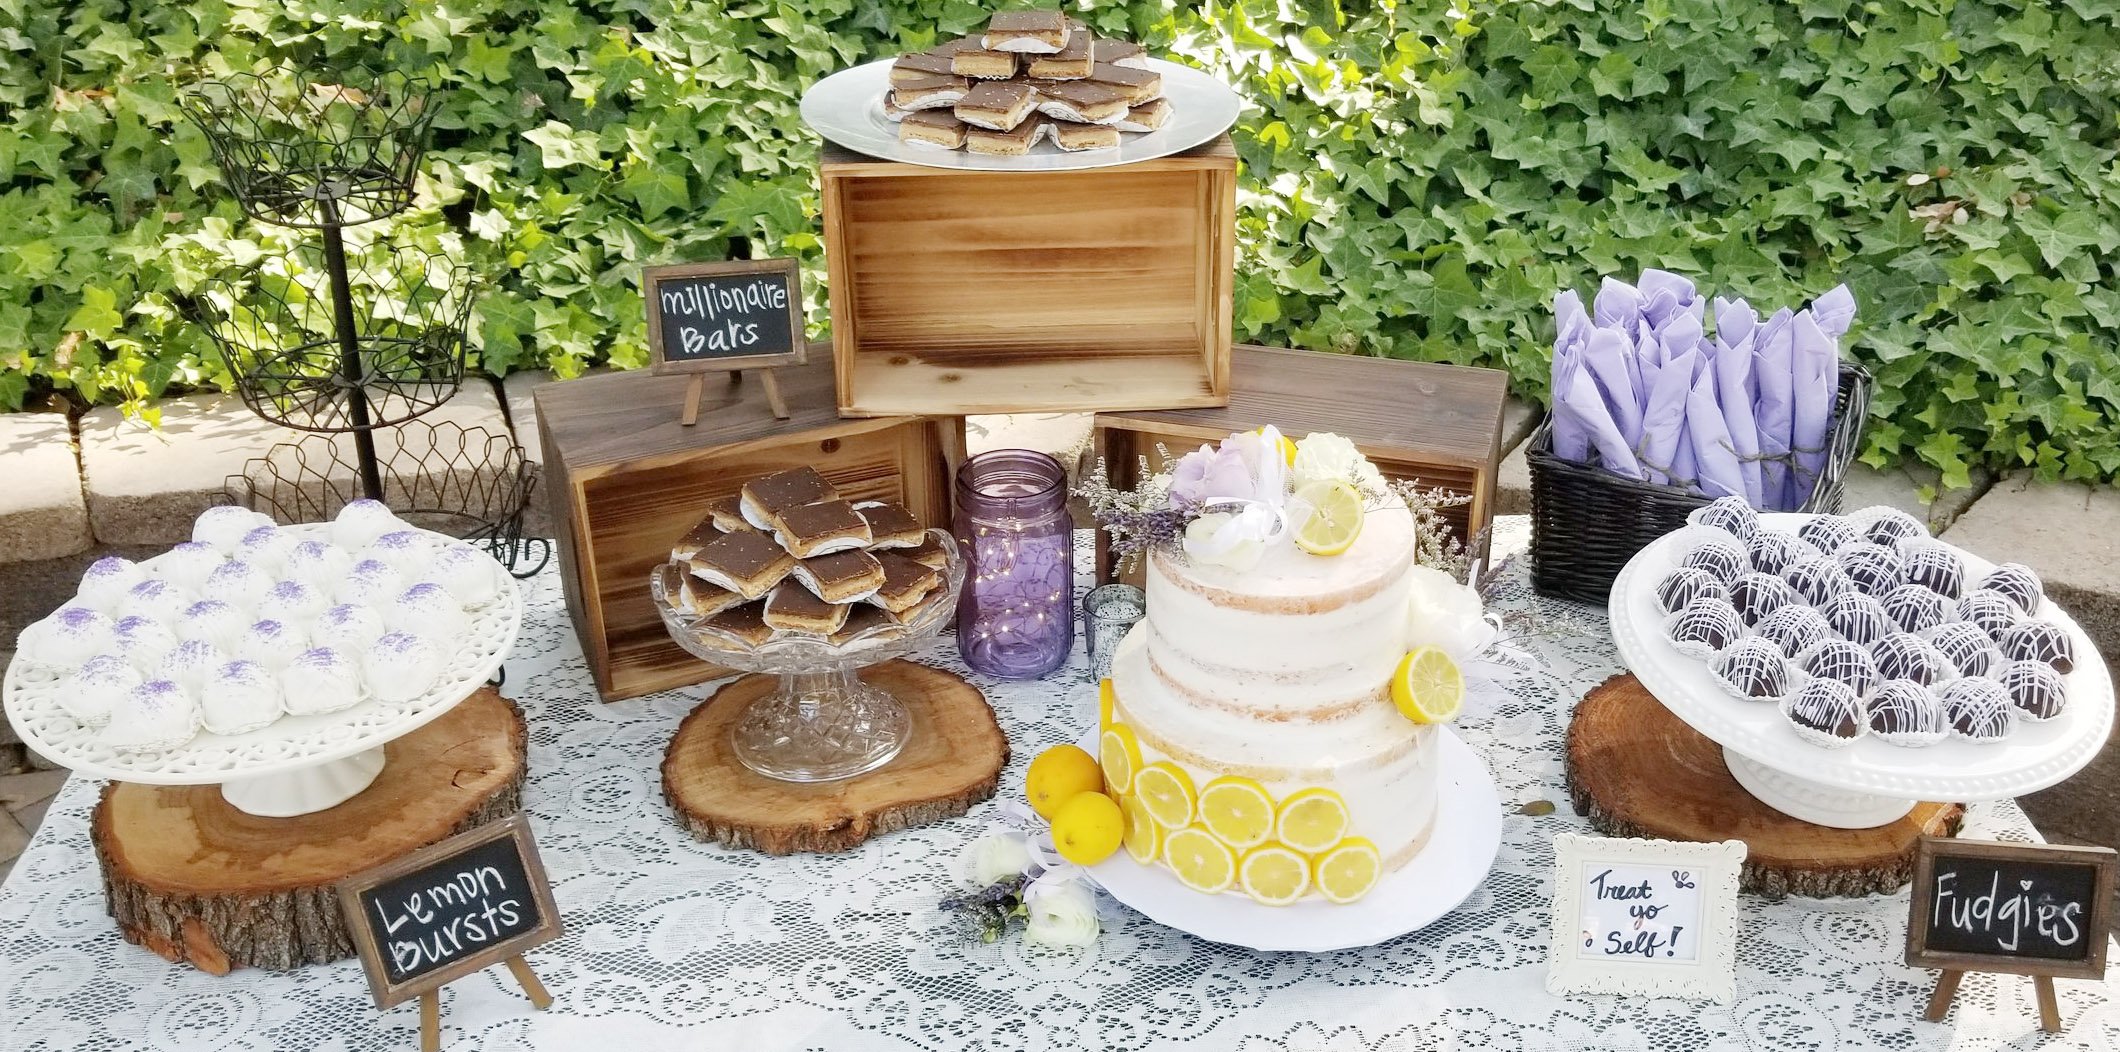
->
xmin=1025 ymin=744 xmax=1104 ymax=819
xmin=1050 ymin=791 xmax=1125 ymax=865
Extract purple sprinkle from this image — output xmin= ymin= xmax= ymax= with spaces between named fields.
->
xmin=55 ymin=607 xmax=103 ymax=629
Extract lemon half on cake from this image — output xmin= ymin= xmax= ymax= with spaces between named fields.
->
xmin=1238 ymin=844 xmax=1312 ymax=906
xmin=1291 ymin=479 xmax=1365 ymax=556
xmin=1120 ymin=793 xmax=1163 ymax=864
xmin=1390 ymin=646 xmax=1463 ymax=724
xmin=1312 ymin=837 xmax=1382 ymax=904
xmin=1132 ymin=761 xmax=1197 ymax=830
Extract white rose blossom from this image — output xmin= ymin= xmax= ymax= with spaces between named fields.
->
xmin=963 ymin=831 xmax=1034 ymax=886
xmin=1291 ymin=432 xmax=1384 ymax=490
xmin=1405 ymin=565 xmax=1496 ymax=661
xmin=1022 ymin=878 xmax=1101 ymax=947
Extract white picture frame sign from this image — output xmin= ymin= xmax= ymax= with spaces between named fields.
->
xmin=1545 ymin=834 xmax=1748 ymax=1004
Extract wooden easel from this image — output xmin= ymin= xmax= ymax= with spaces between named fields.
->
xmin=416 ymin=956 xmax=553 ymax=1052
xmin=680 ymin=367 xmax=788 ymax=426
xmin=1925 ymin=970 xmax=2062 ymax=1033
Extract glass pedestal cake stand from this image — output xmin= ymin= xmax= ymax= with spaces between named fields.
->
xmin=1 ymin=524 xmax=523 ymax=818
xmin=1609 ymin=513 xmax=2115 ymax=828
xmin=653 ymin=530 xmax=965 ymax=783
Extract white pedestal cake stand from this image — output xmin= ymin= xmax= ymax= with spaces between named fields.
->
xmin=1 ymin=524 xmax=522 ymax=818
xmin=1076 ymin=727 xmax=1503 ymax=952
xmin=1609 ymin=512 xmax=2115 ymax=829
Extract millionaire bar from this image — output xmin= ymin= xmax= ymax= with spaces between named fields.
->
xmin=890 ymin=73 xmax=970 ymax=111
xmin=705 ymin=601 xmax=774 ymax=646
xmin=774 ymin=500 xmax=873 ymax=558
xmin=688 ymin=530 xmax=795 ymax=600
xmin=870 ymin=552 xmax=943 ymax=614
xmin=899 ymin=109 xmax=968 ymax=149
xmin=708 ymin=494 xmax=755 ymax=534
xmin=981 ymin=10 xmax=1069 ymax=54
xmin=853 ymin=501 xmax=924 ymax=549
xmin=965 ymin=115 xmax=1046 ymax=156
xmin=955 ymin=81 xmax=1038 ymax=131
xmin=1088 ymin=62 xmax=1162 ymax=104
xmin=901 ymin=534 xmax=951 ymax=570
xmin=830 ymin=605 xmax=904 ymax=646
xmin=890 ymin=52 xmax=955 ymax=85
xmin=764 ymin=581 xmax=851 ymax=635
xmin=952 ymin=49 xmax=1018 ymax=80
xmin=669 ymin=515 xmax=722 ymax=563
xmin=1092 ymin=39 xmax=1148 ymax=69
xmin=1032 ymin=80 xmax=1130 ymax=124
xmin=1114 ymin=98 xmax=1172 ymax=134
xmin=1027 ymin=32 xmax=1092 ymax=79
xmin=672 ymin=567 xmax=744 ymax=619
xmin=740 ymin=466 xmax=839 ymax=528
xmin=1051 ymin=120 xmax=1120 ymax=152
xmin=791 ymin=550 xmax=886 ymax=604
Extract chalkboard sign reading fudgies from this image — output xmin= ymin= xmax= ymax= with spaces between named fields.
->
xmin=339 ymin=814 xmax=563 ymax=1011
xmin=1908 ymin=836 xmax=2116 ymax=1033
xmin=643 ymin=259 xmax=806 ymax=373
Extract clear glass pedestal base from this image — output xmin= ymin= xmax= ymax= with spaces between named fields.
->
xmin=729 ymin=666 xmax=913 ymax=783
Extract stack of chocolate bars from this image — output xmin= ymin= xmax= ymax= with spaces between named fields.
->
xmin=661 ymin=467 xmax=951 ymax=647
xmin=884 ymin=10 xmax=1173 ymax=156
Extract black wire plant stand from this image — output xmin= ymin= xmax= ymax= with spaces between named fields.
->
xmin=183 ymin=67 xmax=541 ymax=576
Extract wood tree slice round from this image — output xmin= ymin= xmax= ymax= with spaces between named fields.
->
xmin=92 ymin=687 xmax=527 ymax=974
xmin=663 ymin=660 xmax=1007 ymax=855
xmin=1566 ymin=673 xmax=1963 ymax=898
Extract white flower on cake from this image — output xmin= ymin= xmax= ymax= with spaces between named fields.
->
xmin=963 ymin=831 xmax=1034 ymax=886
xmin=1290 ymin=432 xmax=1383 ymax=491
xmin=1406 ymin=565 xmax=1494 ymax=661
xmin=1182 ymin=504 xmax=1280 ymax=572
xmin=1021 ymin=879 xmax=1100 ymax=947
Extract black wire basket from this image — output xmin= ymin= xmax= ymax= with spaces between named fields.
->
xmin=222 ymin=419 xmax=550 ymax=579
xmin=194 ymin=241 xmax=475 ymax=433
xmin=181 ymin=69 xmax=437 ymax=228
xmin=1528 ymin=360 xmax=1875 ymax=604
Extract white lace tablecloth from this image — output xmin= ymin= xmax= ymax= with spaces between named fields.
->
xmin=3 ymin=519 xmax=2116 ymax=1052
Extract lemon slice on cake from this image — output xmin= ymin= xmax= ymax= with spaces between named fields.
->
xmin=1291 ymin=479 xmax=1365 ymax=556
xmin=1197 ymin=776 xmax=1276 ymax=849
xmin=1238 ymin=844 xmax=1312 ymax=906
xmin=1390 ymin=646 xmax=1464 ymax=724
xmin=1120 ymin=793 xmax=1163 ymax=864
xmin=1273 ymin=787 xmax=1350 ymax=854
xmin=1099 ymin=724 xmax=1142 ymax=795
xmin=1098 ymin=678 xmax=1117 ymax=733
xmin=1131 ymin=761 xmax=1197 ymax=829
xmin=1163 ymin=826 xmax=1237 ymax=894
xmin=1312 ymin=837 xmax=1383 ymax=904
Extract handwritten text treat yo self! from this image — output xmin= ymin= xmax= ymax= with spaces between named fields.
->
xmin=1578 ymin=864 xmax=1703 ymax=962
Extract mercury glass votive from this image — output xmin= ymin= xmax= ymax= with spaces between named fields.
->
xmin=954 ymin=449 xmax=1073 ymax=679
xmin=1083 ymin=583 xmax=1146 ymax=682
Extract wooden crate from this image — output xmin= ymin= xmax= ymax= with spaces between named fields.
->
xmin=820 ymin=137 xmax=1236 ymax=418
xmin=1092 ymin=344 xmax=1509 ymax=584
xmin=534 ymin=346 xmax=963 ymax=701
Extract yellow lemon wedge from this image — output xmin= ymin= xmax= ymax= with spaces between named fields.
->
xmin=1098 ymin=678 xmax=1117 ymax=733
xmin=1163 ymin=826 xmax=1237 ymax=894
xmin=1051 ymin=791 xmax=1124 ymax=865
xmin=1025 ymin=744 xmax=1104 ymax=819
xmin=1197 ymin=776 xmax=1276 ymax=850
xmin=1273 ymin=788 xmax=1350 ymax=854
xmin=1132 ymin=761 xmax=1197 ymax=830
xmin=1099 ymin=724 xmax=1142 ymax=796
xmin=1120 ymin=793 xmax=1163 ymax=864
xmin=1291 ymin=478 xmax=1365 ymax=556
xmin=1238 ymin=844 xmax=1312 ymax=906
xmin=1390 ymin=646 xmax=1464 ymax=724
xmin=1312 ymin=837 xmax=1382 ymax=904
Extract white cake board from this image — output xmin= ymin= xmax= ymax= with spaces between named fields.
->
xmin=1077 ymin=726 xmax=1503 ymax=952
xmin=2 ymin=524 xmax=522 ymax=817
xmin=1609 ymin=512 xmax=2115 ymax=828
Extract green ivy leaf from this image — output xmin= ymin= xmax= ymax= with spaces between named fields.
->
xmin=2018 ymin=210 xmax=2098 ymax=269
xmin=522 ymin=121 xmax=605 ymax=171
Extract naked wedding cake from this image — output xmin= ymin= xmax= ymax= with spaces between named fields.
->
xmin=1089 ymin=427 xmax=1482 ymax=906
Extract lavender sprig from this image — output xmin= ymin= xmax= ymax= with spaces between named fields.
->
xmin=939 ymin=874 xmax=1029 ymax=943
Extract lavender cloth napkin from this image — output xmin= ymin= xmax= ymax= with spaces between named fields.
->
xmin=1711 ymin=297 xmax=1765 ymax=505
xmin=1752 ymin=307 xmax=1797 ymax=508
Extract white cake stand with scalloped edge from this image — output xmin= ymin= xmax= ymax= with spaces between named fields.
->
xmin=1074 ymin=726 xmax=1503 ymax=952
xmin=1609 ymin=512 xmax=2115 ymax=829
xmin=1 ymin=524 xmax=521 ymax=818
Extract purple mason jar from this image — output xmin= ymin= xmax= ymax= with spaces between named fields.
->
xmin=954 ymin=449 xmax=1074 ymax=679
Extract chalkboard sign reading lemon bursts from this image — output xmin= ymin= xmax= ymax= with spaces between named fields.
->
xmin=642 ymin=259 xmax=807 ymax=425
xmin=1907 ymin=836 xmax=2116 ymax=1034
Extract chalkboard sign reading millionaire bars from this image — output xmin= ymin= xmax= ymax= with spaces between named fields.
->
xmin=643 ymin=259 xmax=807 ymax=373
xmin=1907 ymin=837 xmax=2115 ymax=978
xmin=339 ymin=814 xmax=563 ymax=1009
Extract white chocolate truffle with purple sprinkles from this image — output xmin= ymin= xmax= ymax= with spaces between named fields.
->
xmin=281 ymin=647 xmax=364 ymax=716
xmin=257 ymin=579 xmax=329 ymax=625
xmin=235 ymin=619 xmax=308 ymax=671
xmin=393 ymin=583 xmax=467 ymax=640
xmin=176 ymin=599 xmax=248 ymax=652
xmin=312 ymin=603 xmax=385 ymax=653
xmin=200 ymin=659 xmax=285 ymax=736
xmin=428 ymin=541 xmax=499 ymax=606
xmin=192 ymin=504 xmax=270 ymax=555
xmin=237 ymin=525 xmax=299 ymax=576
xmin=151 ymin=542 xmax=226 ymax=594
xmin=112 ymin=615 xmax=178 ymax=671
xmin=202 ymin=560 xmax=268 ymax=611
xmin=120 ymin=579 xmax=193 ymax=623
xmin=365 ymin=631 xmax=442 ymax=703
xmin=362 ymin=530 xmax=434 ymax=580
xmin=76 ymin=556 xmax=146 ymax=612
xmin=157 ymin=639 xmax=225 ymax=693
xmin=331 ymin=498 xmax=406 ymax=552
xmin=65 ymin=654 xmax=141 ymax=727
xmin=281 ymin=540 xmax=353 ymax=595
xmin=102 ymin=679 xmax=200 ymax=752
xmin=24 ymin=606 xmax=114 ymax=669
xmin=338 ymin=559 xmax=404 ymax=607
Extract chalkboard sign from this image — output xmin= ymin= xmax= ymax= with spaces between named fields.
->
xmin=338 ymin=814 xmax=563 ymax=1009
xmin=1907 ymin=836 xmax=2116 ymax=980
xmin=643 ymin=259 xmax=807 ymax=373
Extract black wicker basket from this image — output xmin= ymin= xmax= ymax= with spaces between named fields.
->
xmin=1529 ymin=360 xmax=1874 ymax=603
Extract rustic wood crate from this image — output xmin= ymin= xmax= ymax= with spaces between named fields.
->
xmin=534 ymin=346 xmax=963 ymax=701
xmin=820 ymin=137 xmax=1236 ymax=418
xmin=1092 ymin=344 xmax=1508 ymax=584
